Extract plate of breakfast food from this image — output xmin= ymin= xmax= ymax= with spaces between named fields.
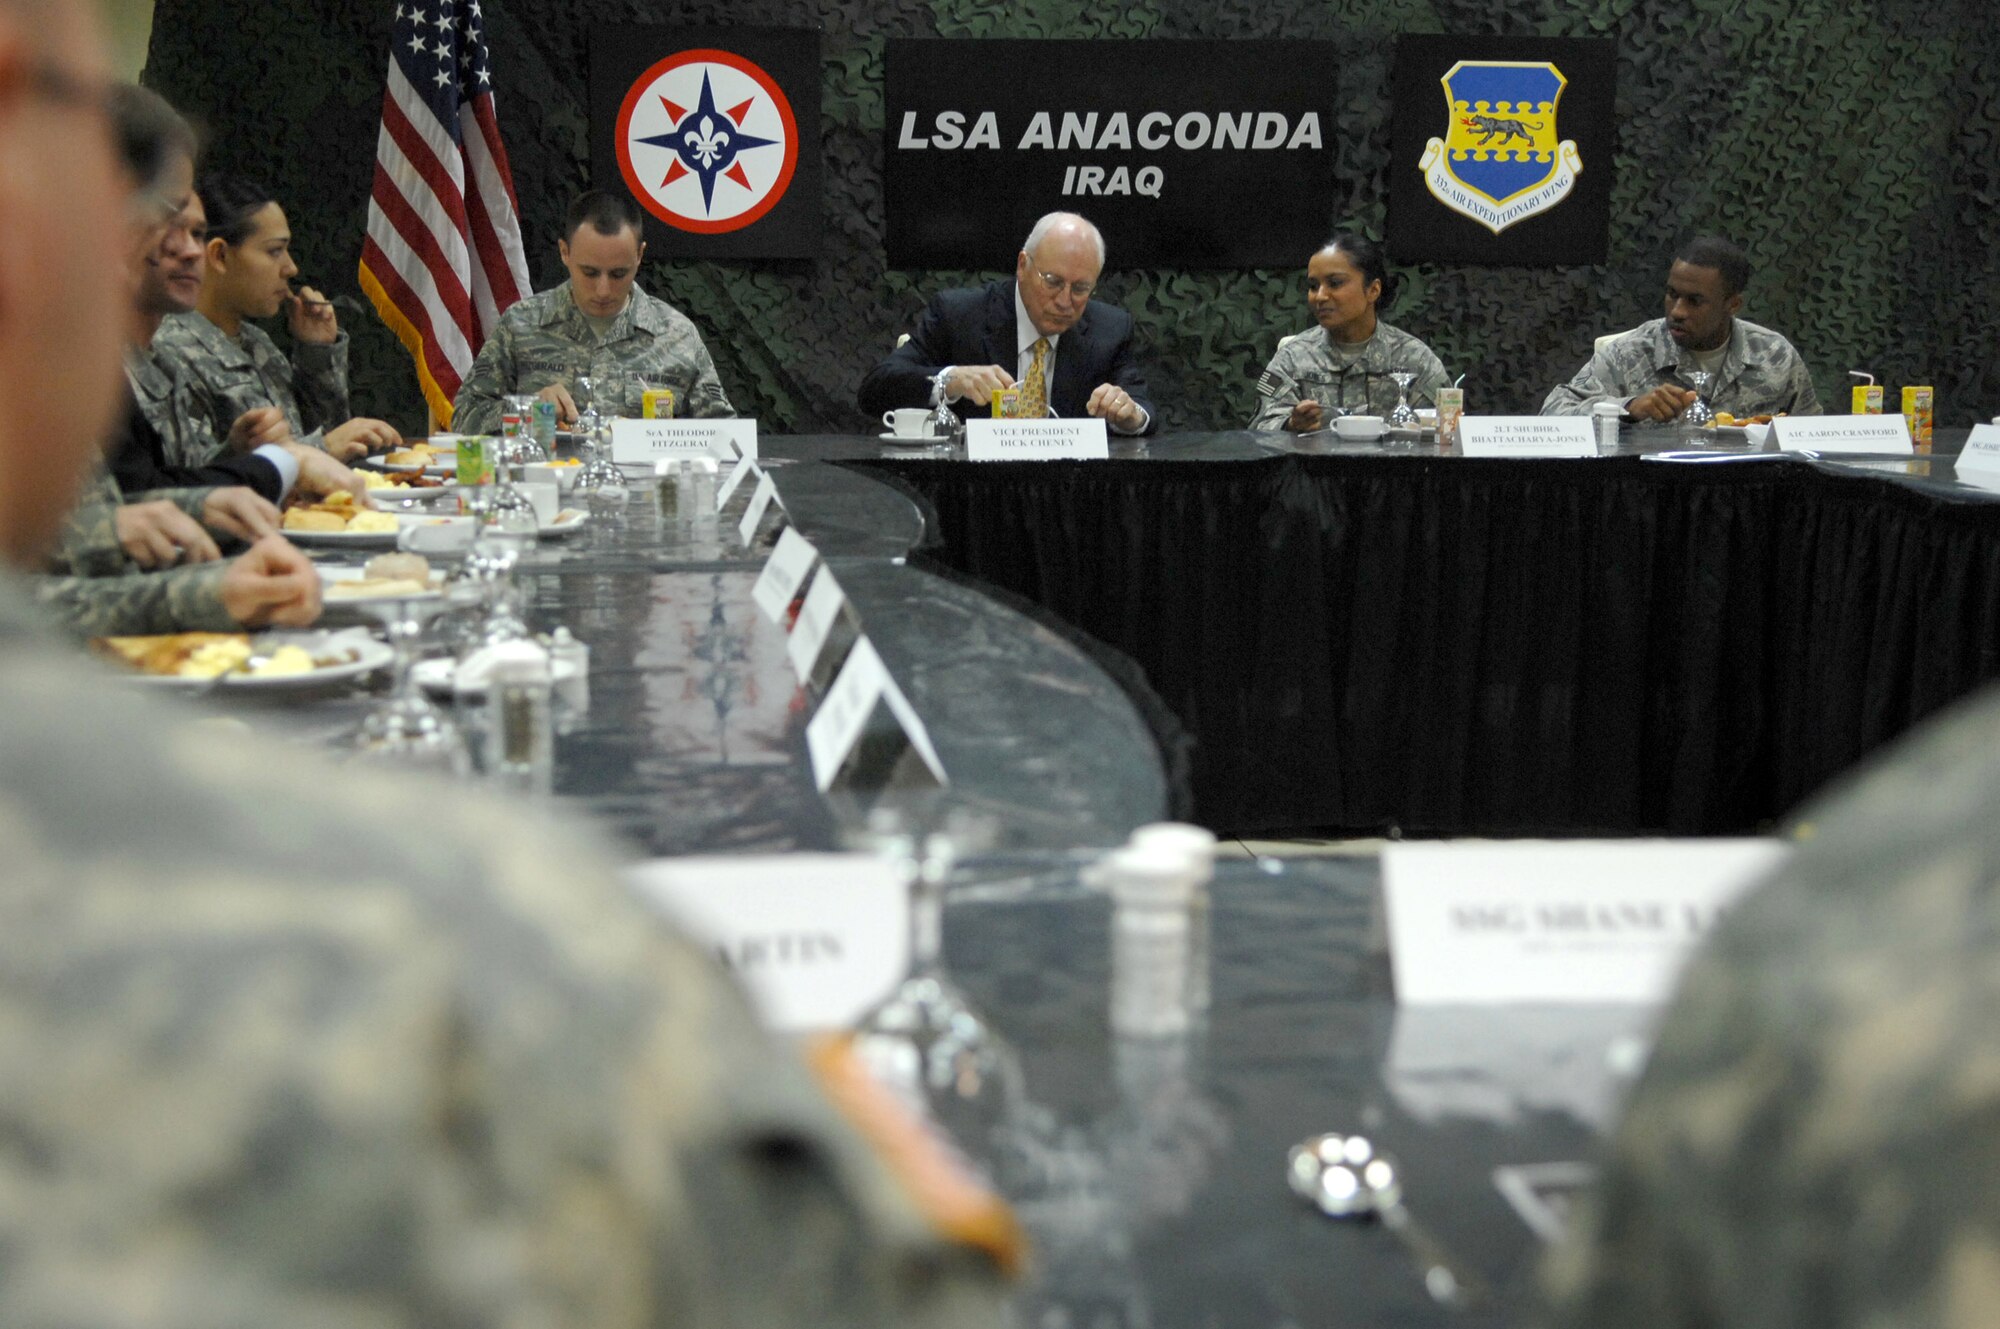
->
xmin=92 ymin=629 xmax=392 ymax=690
xmin=319 ymin=552 xmax=445 ymax=602
xmin=377 ymin=440 xmax=458 ymax=474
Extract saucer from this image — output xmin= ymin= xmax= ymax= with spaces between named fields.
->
xmin=879 ymin=431 xmax=947 ymax=446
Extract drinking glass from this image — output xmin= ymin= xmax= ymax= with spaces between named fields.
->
xmin=851 ymin=816 xmax=1021 ymax=1164
xmin=1388 ymin=372 xmax=1419 ymax=429
xmin=1683 ymin=370 xmax=1717 ymax=432
xmin=352 ymin=594 xmax=466 ymax=774
xmin=464 ymin=502 xmax=539 ymax=647
xmin=500 ymin=393 xmax=544 ymax=469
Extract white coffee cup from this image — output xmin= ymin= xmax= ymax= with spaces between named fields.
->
xmin=1334 ymin=414 xmax=1385 ymax=440
xmin=516 ymin=481 xmax=561 ymax=526
xmin=523 ymin=461 xmax=577 ymax=493
xmin=882 ymin=408 xmax=937 ymax=438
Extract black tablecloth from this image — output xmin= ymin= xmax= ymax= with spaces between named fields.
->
xmin=849 ymin=450 xmax=2000 ymax=837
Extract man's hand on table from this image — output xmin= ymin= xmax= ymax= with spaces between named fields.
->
xmin=1627 ymin=385 xmax=1698 ymax=423
xmin=115 ymin=501 xmax=220 ymax=568
xmin=537 ymin=383 xmax=579 ymax=426
xmin=945 ymin=364 xmax=1015 ymax=407
xmin=1286 ymin=400 xmax=1325 ymax=433
xmin=200 ymin=487 xmax=282 ymax=543
xmin=219 ymin=535 xmax=322 ymax=628
xmin=282 ymin=444 xmax=367 ymax=502
xmin=1086 ymin=382 xmax=1146 ymax=433
xmin=323 ymin=417 xmax=403 ymax=462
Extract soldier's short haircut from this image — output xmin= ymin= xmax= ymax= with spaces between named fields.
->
xmin=564 ymin=190 xmax=644 ymax=241
xmin=108 ymin=83 xmax=197 ymax=208
xmin=1674 ymin=235 xmax=1751 ymax=296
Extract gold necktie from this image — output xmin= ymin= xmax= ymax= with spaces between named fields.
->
xmin=1019 ymin=337 xmax=1050 ymax=418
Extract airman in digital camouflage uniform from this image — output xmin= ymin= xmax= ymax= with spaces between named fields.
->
xmin=1541 ymin=235 xmax=1821 ymax=421
xmin=1250 ymin=234 xmax=1449 ymax=430
xmin=0 ymin=22 xmax=1010 ymax=1327
xmin=452 ymin=189 xmax=734 ymax=433
xmin=1539 ymin=682 xmax=2000 ymax=1329
xmin=152 ymin=174 xmax=402 ymax=463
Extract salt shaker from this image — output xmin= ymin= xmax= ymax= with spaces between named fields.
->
xmin=1592 ymin=401 xmax=1623 ymax=454
xmin=1107 ymin=844 xmax=1203 ymax=1037
xmin=484 ymin=639 xmax=553 ymax=796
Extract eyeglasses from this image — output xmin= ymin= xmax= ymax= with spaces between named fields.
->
xmin=1034 ymin=269 xmax=1095 ymax=301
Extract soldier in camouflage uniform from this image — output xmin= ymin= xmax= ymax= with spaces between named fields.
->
xmin=152 ymin=175 xmax=402 ymax=462
xmin=453 ymin=190 xmax=734 ymax=433
xmin=1541 ymin=235 xmax=1821 ymax=420
xmin=1250 ymin=234 xmax=1449 ymax=430
xmin=0 ymin=48 xmax=1013 ymax=1326
xmin=1539 ymin=684 xmax=2000 ymax=1329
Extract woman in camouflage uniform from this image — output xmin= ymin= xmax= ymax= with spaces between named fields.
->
xmin=1249 ymin=234 xmax=1448 ymax=431
xmin=153 ymin=175 xmax=401 ymax=462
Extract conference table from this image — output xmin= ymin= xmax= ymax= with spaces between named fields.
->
xmin=210 ymin=426 xmax=2000 ymax=1325
xmin=763 ymin=425 xmax=2000 ymax=839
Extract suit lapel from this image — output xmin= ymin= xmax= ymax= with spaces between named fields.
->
xmin=983 ymin=282 xmax=1014 ymax=369
xmin=1050 ymin=303 xmax=1093 ymax=417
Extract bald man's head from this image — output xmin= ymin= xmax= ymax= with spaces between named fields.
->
xmin=1015 ymin=211 xmax=1105 ymax=337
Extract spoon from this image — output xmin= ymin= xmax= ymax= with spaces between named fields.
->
xmin=1287 ymin=1132 xmax=1492 ymax=1311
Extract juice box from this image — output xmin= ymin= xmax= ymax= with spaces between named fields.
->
xmin=1902 ymin=385 xmax=1934 ymax=448
xmin=991 ymin=386 xmax=1025 ymax=418
xmin=529 ymin=398 xmax=557 ymax=449
xmin=456 ymin=434 xmax=488 ymax=487
xmin=1851 ymin=384 xmax=1883 ymax=414
xmin=1435 ymin=387 xmax=1464 ymax=446
xmin=641 ymin=387 xmax=676 ymax=419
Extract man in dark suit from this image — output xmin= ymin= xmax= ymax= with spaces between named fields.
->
xmin=859 ymin=211 xmax=1156 ymax=434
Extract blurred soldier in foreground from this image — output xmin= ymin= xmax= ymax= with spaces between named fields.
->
xmin=0 ymin=5 xmax=1009 ymax=1324
xmin=1540 ymin=691 xmax=2000 ymax=1327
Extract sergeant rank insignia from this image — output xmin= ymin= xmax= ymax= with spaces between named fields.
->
xmin=1417 ymin=61 xmax=1582 ymax=234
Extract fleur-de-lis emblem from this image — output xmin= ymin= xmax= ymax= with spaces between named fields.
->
xmin=685 ymin=115 xmax=727 ymax=168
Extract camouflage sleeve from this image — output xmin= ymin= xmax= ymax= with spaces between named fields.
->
xmin=46 ymin=499 xmax=129 ymax=577
xmin=1788 ymin=352 xmax=1822 ymax=416
xmin=451 ymin=318 xmax=517 ymax=434
xmin=31 ymin=561 xmax=236 ymax=636
xmin=289 ymin=333 xmax=352 ymax=433
xmin=684 ymin=335 xmax=736 ymax=419
xmin=129 ymin=486 xmax=221 ymax=520
xmin=1540 ymin=348 xmax=1631 ymax=417
xmin=1248 ymin=344 xmax=1304 ymax=430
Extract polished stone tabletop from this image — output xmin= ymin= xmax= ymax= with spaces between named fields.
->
xmin=944 ymin=851 xmax=1639 ymax=1328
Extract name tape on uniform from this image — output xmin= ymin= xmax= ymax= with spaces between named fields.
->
xmin=966 ymin=418 xmax=1110 ymax=461
xmin=753 ymin=527 xmax=821 ymax=623
xmin=806 ymin=636 xmax=948 ymax=791
xmin=1457 ymin=416 xmax=1598 ymax=458
xmin=609 ymin=417 xmax=756 ymax=465
xmin=626 ymin=853 xmax=907 ymax=1031
xmin=1381 ymin=838 xmax=1789 ymax=1005
xmin=1771 ymin=414 xmax=1913 ymax=455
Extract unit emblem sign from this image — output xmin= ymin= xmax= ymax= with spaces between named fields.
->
xmin=615 ymin=49 xmax=797 ymax=234
xmin=1418 ymin=62 xmax=1581 ymax=235
xmin=1386 ymin=36 xmax=1614 ymax=266
xmin=590 ymin=27 xmax=820 ymax=258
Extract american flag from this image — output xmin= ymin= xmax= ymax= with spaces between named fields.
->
xmin=359 ymin=0 xmax=531 ymax=428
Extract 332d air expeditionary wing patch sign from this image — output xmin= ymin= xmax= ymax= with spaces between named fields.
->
xmin=1418 ymin=61 xmax=1582 ymax=235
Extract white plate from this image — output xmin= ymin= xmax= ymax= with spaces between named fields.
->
xmin=539 ymin=508 xmax=591 ymax=539
xmin=132 ymin=633 xmax=392 ymax=691
xmin=285 ymin=513 xmax=467 ymax=549
xmin=879 ymin=431 xmax=948 ymax=445
xmin=318 ymin=566 xmax=446 ymax=602
xmin=413 ymin=654 xmax=585 ymax=696
xmin=380 ymin=453 xmax=458 ymax=474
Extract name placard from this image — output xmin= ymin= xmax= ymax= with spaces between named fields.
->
xmin=806 ymin=636 xmax=947 ymax=791
xmin=609 ymin=417 xmax=756 ymax=465
xmin=1382 ymin=838 xmax=1789 ymax=1005
xmin=1957 ymin=424 xmax=2000 ymax=480
xmin=738 ymin=470 xmax=785 ymax=545
xmin=717 ymin=454 xmax=760 ymax=510
xmin=752 ymin=527 xmax=821 ymax=624
xmin=966 ymin=417 xmax=1110 ymax=461
xmin=788 ymin=566 xmax=847 ymax=683
xmin=1457 ymin=416 xmax=1598 ymax=458
xmin=1771 ymin=414 xmax=1913 ymax=455
xmin=625 ymin=853 xmax=907 ymax=1031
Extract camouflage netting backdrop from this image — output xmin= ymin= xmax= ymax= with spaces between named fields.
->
xmin=147 ymin=0 xmax=2000 ymax=434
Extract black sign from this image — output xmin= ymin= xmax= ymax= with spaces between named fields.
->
xmin=884 ymin=39 xmax=1336 ymax=270
xmin=1387 ymin=35 xmax=1616 ymax=265
xmin=589 ymin=25 xmax=821 ymax=258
